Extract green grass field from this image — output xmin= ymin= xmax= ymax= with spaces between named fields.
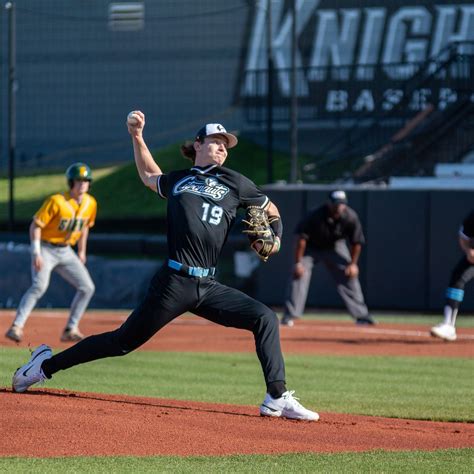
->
xmin=1 ymin=348 xmax=473 ymax=421
xmin=1 ymin=149 xmax=473 ymax=470
xmin=1 ymin=338 xmax=473 ymax=471
xmin=1 ymin=449 xmax=473 ymax=473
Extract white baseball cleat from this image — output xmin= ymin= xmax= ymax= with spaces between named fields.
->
xmin=430 ymin=323 xmax=457 ymax=342
xmin=260 ymin=390 xmax=319 ymax=421
xmin=12 ymin=344 xmax=52 ymax=393
xmin=280 ymin=315 xmax=295 ymax=327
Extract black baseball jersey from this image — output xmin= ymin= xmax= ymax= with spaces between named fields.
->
xmin=460 ymin=210 xmax=474 ymax=248
xmin=156 ymin=164 xmax=268 ymax=267
xmin=296 ymin=203 xmax=365 ymax=251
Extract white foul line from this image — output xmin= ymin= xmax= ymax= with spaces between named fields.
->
xmin=6 ymin=312 xmax=474 ymax=341
xmin=282 ymin=324 xmax=474 ymax=341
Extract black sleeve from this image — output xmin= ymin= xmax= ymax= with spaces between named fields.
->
xmin=347 ymin=214 xmax=365 ymax=245
xmin=295 ymin=213 xmax=312 ymax=239
xmin=156 ymin=174 xmax=169 ymax=199
xmin=238 ymin=174 xmax=269 ymax=209
xmin=461 ymin=210 xmax=474 ymax=239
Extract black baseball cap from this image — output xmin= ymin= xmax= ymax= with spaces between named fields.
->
xmin=328 ymin=190 xmax=348 ymax=204
xmin=195 ymin=123 xmax=238 ymax=149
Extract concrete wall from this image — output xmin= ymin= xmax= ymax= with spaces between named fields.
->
xmin=0 ymin=242 xmax=160 ymax=310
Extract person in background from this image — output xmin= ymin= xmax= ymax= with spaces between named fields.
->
xmin=281 ymin=190 xmax=374 ymax=327
xmin=5 ymin=163 xmax=96 ymax=343
xmin=431 ymin=209 xmax=474 ymax=342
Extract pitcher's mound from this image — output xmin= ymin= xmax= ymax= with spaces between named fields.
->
xmin=1 ymin=389 xmax=473 ymax=457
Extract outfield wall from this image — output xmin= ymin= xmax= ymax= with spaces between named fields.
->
xmin=0 ymin=189 xmax=472 ymax=312
xmin=257 ymin=187 xmax=474 ymax=311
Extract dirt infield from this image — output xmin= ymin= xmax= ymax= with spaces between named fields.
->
xmin=0 ymin=310 xmax=473 ymax=357
xmin=1 ymin=310 xmax=473 ymax=457
xmin=0 ymin=311 xmax=474 ymax=357
xmin=1 ymin=389 xmax=473 ymax=457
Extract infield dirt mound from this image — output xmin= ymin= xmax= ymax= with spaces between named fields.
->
xmin=1 ymin=389 xmax=473 ymax=458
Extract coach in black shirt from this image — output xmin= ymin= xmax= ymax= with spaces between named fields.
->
xmin=281 ymin=190 xmax=374 ymax=326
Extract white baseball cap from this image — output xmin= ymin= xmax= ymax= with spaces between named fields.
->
xmin=329 ymin=190 xmax=348 ymax=204
xmin=195 ymin=123 xmax=238 ymax=149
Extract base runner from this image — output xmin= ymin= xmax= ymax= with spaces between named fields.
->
xmin=5 ymin=163 xmax=96 ymax=343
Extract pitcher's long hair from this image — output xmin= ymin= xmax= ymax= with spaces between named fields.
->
xmin=180 ymin=137 xmax=205 ymax=164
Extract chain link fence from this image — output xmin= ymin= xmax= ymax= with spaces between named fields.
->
xmin=0 ymin=0 xmax=249 ymax=172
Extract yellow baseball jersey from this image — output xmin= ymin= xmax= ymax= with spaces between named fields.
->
xmin=34 ymin=192 xmax=97 ymax=246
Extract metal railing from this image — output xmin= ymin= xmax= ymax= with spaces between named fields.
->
xmin=306 ymin=41 xmax=474 ymax=180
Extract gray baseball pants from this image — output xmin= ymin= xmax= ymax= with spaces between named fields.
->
xmin=284 ymin=242 xmax=369 ymax=320
xmin=12 ymin=242 xmax=95 ymax=329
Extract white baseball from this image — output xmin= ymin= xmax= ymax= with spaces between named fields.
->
xmin=127 ymin=112 xmax=139 ymax=125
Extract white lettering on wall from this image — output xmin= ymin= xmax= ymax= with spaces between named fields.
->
xmin=242 ymin=0 xmax=319 ymax=97
xmin=431 ymin=5 xmax=474 ymax=58
xmin=326 ymin=90 xmax=349 ymax=111
xmin=242 ymin=1 xmax=474 ymax=98
xmin=353 ymin=89 xmax=375 ymax=111
xmin=356 ymin=8 xmax=386 ymax=80
xmin=382 ymin=7 xmax=431 ymax=79
xmin=308 ymin=9 xmax=361 ymax=81
xmin=438 ymin=87 xmax=458 ymax=109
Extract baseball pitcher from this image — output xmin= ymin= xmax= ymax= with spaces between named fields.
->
xmin=11 ymin=113 xmax=319 ymax=421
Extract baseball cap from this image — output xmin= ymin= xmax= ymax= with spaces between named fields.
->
xmin=195 ymin=123 xmax=238 ymax=149
xmin=328 ymin=190 xmax=348 ymax=204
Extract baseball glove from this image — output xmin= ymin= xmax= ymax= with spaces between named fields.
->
xmin=242 ymin=206 xmax=277 ymax=262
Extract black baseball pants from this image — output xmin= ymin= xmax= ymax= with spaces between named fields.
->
xmin=446 ymin=256 xmax=474 ymax=309
xmin=449 ymin=256 xmax=474 ymax=289
xmin=42 ymin=265 xmax=286 ymax=391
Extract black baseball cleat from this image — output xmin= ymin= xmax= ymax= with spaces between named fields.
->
xmin=355 ymin=315 xmax=376 ymax=325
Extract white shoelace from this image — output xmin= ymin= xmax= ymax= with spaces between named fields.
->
xmin=36 ymin=369 xmax=47 ymax=387
xmin=283 ymin=390 xmax=305 ymax=409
